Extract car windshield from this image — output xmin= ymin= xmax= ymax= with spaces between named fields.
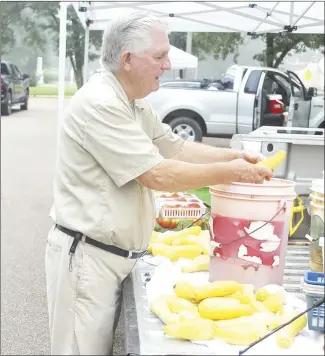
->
xmin=1 ymin=63 xmax=10 ymax=75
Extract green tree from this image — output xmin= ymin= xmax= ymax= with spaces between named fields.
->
xmin=251 ymin=33 xmax=325 ymax=68
xmin=0 ymin=2 xmax=47 ymax=56
xmin=169 ymin=32 xmax=244 ymax=62
xmin=27 ymin=3 xmax=102 ymax=88
xmin=169 ymin=32 xmax=324 ymax=70
xmin=1 ymin=2 xmax=102 ymax=88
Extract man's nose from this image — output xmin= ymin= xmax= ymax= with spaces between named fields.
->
xmin=162 ymin=58 xmax=171 ymax=71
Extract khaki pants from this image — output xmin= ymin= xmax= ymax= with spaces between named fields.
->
xmin=45 ymin=226 xmax=137 ymax=355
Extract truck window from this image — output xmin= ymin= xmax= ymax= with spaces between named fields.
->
xmin=263 ymin=72 xmax=292 ymax=106
xmin=14 ymin=65 xmax=22 ymax=78
xmin=1 ymin=63 xmax=10 ymax=75
xmin=244 ymin=70 xmax=262 ymax=94
xmin=275 ymin=73 xmax=303 ymax=99
xmin=9 ymin=64 xmax=18 ymax=78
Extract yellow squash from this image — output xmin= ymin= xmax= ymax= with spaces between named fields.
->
xmin=251 ymin=300 xmax=274 ymax=314
xmin=215 ymin=312 xmax=278 ymax=330
xmin=156 ymin=226 xmax=202 ymax=245
xmin=178 ymin=310 xmax=201 ymax=322
xmin=228 ymin=291 xmax=251 ymax=304
xmin=173 ymin=244 xmax=204 ymax=260
xmin=163 ymin=318 xmax=216 ymax=341
xmin=174 ymin=281 xmax=197 ymax=302
xmin=182 ymin=255 xmax=210 ymax=273
xmin=256 ymin=150 xmax=286 ymax=170
xmin=255 ymin=287 xmax=271 ymax=302
xmin=214 ymin=323 xmax=268 ymax=346
xmin=151 ymin=243 xmax=179 ymax=261
xmin=150 ymin=297 xmax=179 ymax=325
xmin=262 ymin=292 xmax=285 ymax=314
xmin=194 ymin=280 xmax=242 ymax=301
xmin=165 ymin=295 xmax=198 ymax=314
xmin=172 ymin=234 xmax=210 ymax=254
xmin=276 ymin=312 xmax=307 ymax=348
xmin=151 ymin=243 xmax=203 ymax=261
xmin=198 ymin=297 xmax=254 ymax=320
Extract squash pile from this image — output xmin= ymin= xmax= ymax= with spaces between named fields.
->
xmin=148 ymin=226 xmax=210 ymax=271
xmin=149 ymin=280 xmax=307 ymax=348
xmin=148 ymin=227 xmax=307 ymax=348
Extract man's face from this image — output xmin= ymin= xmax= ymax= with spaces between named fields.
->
xmin=126 ymin=31 xmax=171 ymax=99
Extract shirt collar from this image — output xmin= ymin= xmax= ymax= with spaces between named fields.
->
xmin=99 ymin=69 xmax=145 ymax=111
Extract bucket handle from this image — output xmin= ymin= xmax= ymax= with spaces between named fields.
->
xmin=217 ymin=201 xmax=287 ymax=247
xmin=289 ymin=195 xmax=305 ymax=238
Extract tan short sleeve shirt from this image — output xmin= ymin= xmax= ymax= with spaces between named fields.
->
xmin=50 ymin=70 xmax=184 ymax=251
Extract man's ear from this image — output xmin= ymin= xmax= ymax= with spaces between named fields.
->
xmin=121 ymin=52 xmax=132 ymax=71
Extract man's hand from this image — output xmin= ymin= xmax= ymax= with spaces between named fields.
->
xmin=228 ymin=158 xmax=273 ymax=183
xmin=238 ymin=150 xmax=265 ymax=164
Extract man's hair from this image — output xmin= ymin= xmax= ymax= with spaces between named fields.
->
xmin=100 ymin=11 xmax=168 ymax=73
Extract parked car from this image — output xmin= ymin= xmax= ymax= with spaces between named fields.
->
xmin=1 ymin=61 xmax=30 ymax=116
xmin=146 ymin=65 xmax=324 ymax=142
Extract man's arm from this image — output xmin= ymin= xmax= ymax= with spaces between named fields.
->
xmin=172 ymin=141 xmax=242 ymax=164
xmin=137 ymin=158 xmax=273 ymax=192
xmin=137 ymin=159 xmax=236 ymax=192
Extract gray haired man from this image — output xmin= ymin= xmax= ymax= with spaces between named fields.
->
xmin=45 ymin=11 xmax=273 ymax=355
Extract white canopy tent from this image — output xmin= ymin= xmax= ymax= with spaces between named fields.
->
xmin=57 ymin=1 xmax=325 ymax=130
xmin=168 ymin=45 xmax=198 ymax=69
xmin=72 ymin=1 xmax=325 ymax=33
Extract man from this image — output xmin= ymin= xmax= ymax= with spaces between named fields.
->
xmin=45 ymin=11 xmax=273 ymax=355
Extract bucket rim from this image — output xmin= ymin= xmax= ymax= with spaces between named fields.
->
xmin=310 ymin=178 xmax=324 ymax=194
xmin=209 ymin=178 xmax=296 ymax=190
xmin=310 ymin=202 xmax=325 ymax=209
xmin=209 ymin=191 xmax=296 ymax=202
xmin=310 ymin=193 xmax=324 ymax=201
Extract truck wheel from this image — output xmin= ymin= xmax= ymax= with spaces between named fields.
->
xmin=315 ymin=123 xmax=324 ymax=135
xmin=169 ymin=117 xmax=203 ymax=142
xmin=20 ymin=92 xmax=29 ymax=110
xmin=1 ymin=92 xmax=12 ymax=116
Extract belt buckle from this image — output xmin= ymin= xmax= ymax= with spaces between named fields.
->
xmin=127 ymin=250 xmax=147 ymax=259
xmin=127 ymin=251 xmax=134 ymax=259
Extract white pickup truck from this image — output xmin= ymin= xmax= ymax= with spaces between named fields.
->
xmin=146 ymin=65 xmax=324 ymax=142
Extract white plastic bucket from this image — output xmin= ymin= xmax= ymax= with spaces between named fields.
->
xmin=310 ymin=178 xmax=324 ymax=197
xmin=310 ymin=202 xmax=324 ymax=220
xmin=209 ymin=178 xmax=296 ymax=289
xmin=308 ymin=175 xmax=324 ymax=272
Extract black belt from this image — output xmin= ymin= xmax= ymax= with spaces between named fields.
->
xmin=55 ymin=224 xmax=147 ymax=261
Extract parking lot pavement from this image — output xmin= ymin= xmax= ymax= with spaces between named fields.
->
xmin=1 ymin=97 xmax=230 ymax=355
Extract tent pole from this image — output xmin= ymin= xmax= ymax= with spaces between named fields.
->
xmin=185 ymin=32 xmax=193 ymax=79
xmin=289 ymin=2 xmax=294 ymax=26
xmin=186 ymin=32 xmax=193 ymax=53
xmin=194 ymin=67 xmax=198 ymax=80
xmin=57 ymin=2 xmax=68 ymax=137
xmin=83 ymin=26 xmax=90 ymax=84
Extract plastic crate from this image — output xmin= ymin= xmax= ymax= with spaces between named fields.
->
xmin=302 ymin=271 xmax=324 ymax=332
xmin=159 ymin=206 xmax=207 ymax=219
xmin=155 ymin=191 xmax=207 ymax=219
xmin=304 ymin=271 xmax=324 ymax=285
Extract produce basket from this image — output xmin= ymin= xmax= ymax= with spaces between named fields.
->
xmin=302 ymin=271 xmax=324 ymax=332
xmin=155 ymin=192 xmax=207 ymax=219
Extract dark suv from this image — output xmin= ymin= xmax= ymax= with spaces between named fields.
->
xmin=1 ymin=61 xmax=30 ymax=116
